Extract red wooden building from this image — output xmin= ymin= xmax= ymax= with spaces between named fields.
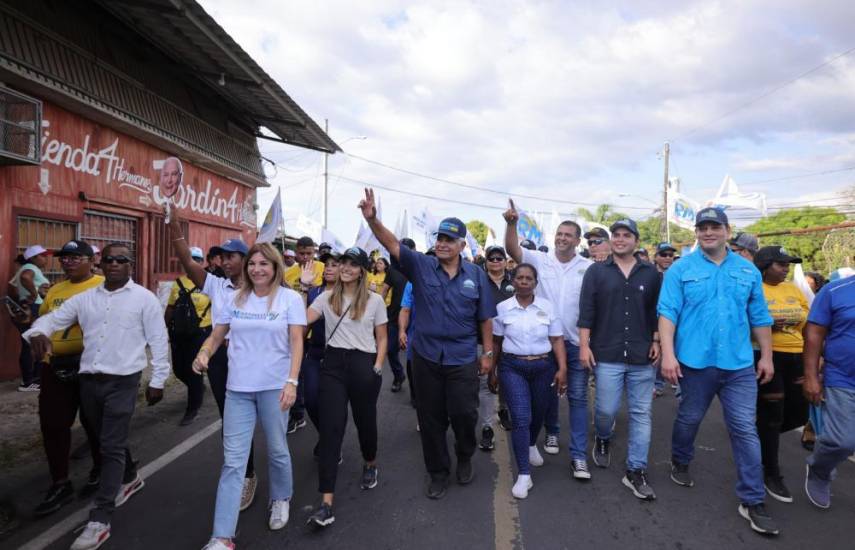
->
xmin=0 ymin=0 xmax=339 ymax=379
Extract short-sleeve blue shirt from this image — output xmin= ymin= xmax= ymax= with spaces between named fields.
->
xmin=657 ymin=249 xmax=772 ymax=370
xmin=397 ymin=246 xmax=497 ymax=365
xmin=807 ymin=277 xmax=855 ymax=389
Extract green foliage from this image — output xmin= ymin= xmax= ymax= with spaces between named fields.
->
xmin=745 ymin=207 xmax=846 ymax=272
xmin=465 ymin=219 xmax=489 ymax=246
xmin=575 ymin=204 xmax=629 ymax=224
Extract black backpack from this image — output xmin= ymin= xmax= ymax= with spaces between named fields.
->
xmin=170 ymin=279 xmax=209 ymax=338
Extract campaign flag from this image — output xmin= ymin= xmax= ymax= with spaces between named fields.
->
xmin=516 ymin=207 xmax=544 ymax=247
xmin=411 ymin=206 xmax=439 ymax=251
xmin=321 ymin=228 xmax=346 ymax=254
xmin=792 ymin=263 xmax=816 ymax=307
xmin=668 ymin=191 xmax=700 ymax=230
xmin=394 ymin=208 xmax=410 ymax=239
xmin=257 ymin=187 xmax=283 ymax=243
xmin=708 ymin=175 xmax=768 ymax=216
xmin=465 ymin=232 xmax=480 ymax=259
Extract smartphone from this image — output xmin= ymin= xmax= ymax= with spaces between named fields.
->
xmin=2 ymin=296 xmax=27 ymax=317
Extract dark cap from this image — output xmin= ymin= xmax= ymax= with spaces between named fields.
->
xmin=656 ymin=242 xmax=677 ymax=254
xmin=435 ymin=217 xmax=467 ymax=239
xmin=319 ymin=251 xmax=339 ymax=263
xmin=754 ymin=246 xmax=802 ymax=267
xmin=219 ymin=238 xmax=249 ymax=255
xmin=56 ymin=239 xmax=94 ymax=257
xmin=400 ymin=237 xmax=416 ymax=250
xmin=426 ymin=247 xmax=436 ymax=257
xmin=520 ymin=239 xmax=537 ymax=250
xmin=609 ymin=218 xmax=639 ymax=239
xmin=485 ymin=246 xmax=507 ymax=259
xmin=538 ymin=245 xmax=549 ymax=253
xmin=729 ymin=232 xmax=759 ymax=254
xmin=340 ymin=247 xmax=369 ymax=269
xmin=208 ymin=245 xmax=224 ymax=258
xmin=584 ymin=227 xmax=609 ymax=240
xmin=695 ymin=207 xmax=728 ymax=226
xmin=318 ymin=242 xmax=332 ymax=251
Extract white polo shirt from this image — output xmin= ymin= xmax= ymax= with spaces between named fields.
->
xmin=204 ymin=272 xmax=238 ymax=336
xmin=494 ymin=295 xmax=563 ymax=355
xmin=521 ymin=249 xmax=592 ymax=346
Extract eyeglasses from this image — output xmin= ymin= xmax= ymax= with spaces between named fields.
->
xmin=657 ymin=252 xmax=675 ymax=258
xmin=102 ymin=255 xmax=131 ymax=265
xmin=487 ymin=257 xmax=505 ymax=263
xmin=588 ymin=239 xmax=605 ymax=246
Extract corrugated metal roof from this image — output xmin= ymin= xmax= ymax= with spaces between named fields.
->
xmin=96 ymin=0 xmax=339 ymax=154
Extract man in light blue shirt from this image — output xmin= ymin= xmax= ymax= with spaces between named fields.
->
xmin=658 ymin=207 xmax=778 ymax=536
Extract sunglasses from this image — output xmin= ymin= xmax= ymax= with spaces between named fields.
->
xmin=588 ymin=239 xmax=605 ymax=246
xmin=487 ymin=257 xmax=505 ymax=262
xmin=657 ymin=252 xmax=675 ymax=258
xmin=102 ymin=255 xmax=132 ymax=265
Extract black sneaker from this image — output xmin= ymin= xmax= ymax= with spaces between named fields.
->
xmin=738 ymin=503 xmax=780 ymax=536
xmin=498 ymin=409 xmax=513 ymax=431
xmin=456 ymin=460 xmax=474 ymax=485
xmin=670 ymin=461 xmax=693 ymax=487
xmin=34 ymin=481 xmax=73 ymax=517
xmin=361 ymin=464 xmax=378 ymax=490
xmin=287 ymin=416 xmax=307 ymax=434
xmin=179 ymin=408 xmax=199 ymax=426
xmin=307 ymin=502 xmax=335 ymax=527
xmin=622 ymin=469 xmax=656 ymax=500
xmin=78 ymin=470 xmax=100 ymax=499
xmin=764 ymin=475 xmax=793 ymax=503
xmin=479 ymin=426 xmax=495 ymax=451
xmin=391 ymin=380 xmax=403 ymax=393
xmin=425 ymin=475 xmax=448 ymax=499
xmin=592 ymin=437 xmax=610 ymax=468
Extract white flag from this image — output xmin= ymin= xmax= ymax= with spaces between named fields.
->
xmin=792 ymin=263 xmax=815 ymax=307
xmin=257 ymin=187 xmax=283 ymax=243
xmin=709 ymin=175 xmax=767 ymax=215
xmin=668 ymin=191 xmax=700 ymax=230
xmin=410 ymin=206 xmax=439 ymax=252
xmin=355 ymin=196 xmax=383 ymax=252
xmin=394 ymin=208 xmax=410 ymax=239
xmin=296 ymin=214 xmax=323 ymax=243
xmin=321 ymin=228 xmax=346 ymax=254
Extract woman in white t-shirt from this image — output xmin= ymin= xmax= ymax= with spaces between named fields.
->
xmin=305 ymin=246 xmax=388 ymax=528
xmin=193 ymin=243 xmax=306 ymax=550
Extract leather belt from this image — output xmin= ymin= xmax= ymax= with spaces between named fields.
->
xmin=506 ymin=353 xmax=550 ymax=361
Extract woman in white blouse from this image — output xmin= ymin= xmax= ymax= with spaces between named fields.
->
xmin=492 ymin=263 xmax=568 ymax=499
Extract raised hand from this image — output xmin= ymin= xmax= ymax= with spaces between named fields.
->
xmin=299 ymin=260 xmax=316 ymax=286
xmin=358 ymin=188 xmax=377 ymax=221
xmin=502 ymin=198 xmax=519 ymax=225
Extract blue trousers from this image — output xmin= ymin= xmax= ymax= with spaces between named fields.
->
xmin=595 ymin=362 xmax=655 ymax=470
xmin=671 ymin=365 xmax=765 ymax=505
xmin=543 ymin=343 xmax=587 ymax=460
xmin=807 ymin=386 xmax=855 ymax=480
xmin=499 ymin=355 xmax=555 ymax=475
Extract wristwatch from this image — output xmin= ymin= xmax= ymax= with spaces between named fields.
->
xmin=285 ymin=378 xmax=299 ymax=387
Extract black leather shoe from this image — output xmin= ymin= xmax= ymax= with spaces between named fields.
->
xmin=425 ymin=476 xmax=448 ymax=499
xmin=456 ymin=460 xmax=474 ymax=485
xmin=391 ymin=380 xmax=403 ymax=393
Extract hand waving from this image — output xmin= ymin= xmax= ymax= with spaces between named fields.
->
xmin=358 ymin=188 xmax=377 ymax=221
xmin=299 ymin=260 xmax=316 ymax=286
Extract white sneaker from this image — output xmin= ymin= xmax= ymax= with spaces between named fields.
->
xmin=268 ymin=499 xmax=290 ymax=530
xmin=70 ymin=521 xmax=110 ymax=550
xmin=543 ymin=434 xmax=560 ymax=455
xmin=529 ymin=446 xmax=544 ymax=467
xmin=512 ymin=475 xmax=533 ymax=499
xmin=201 ymin=538 xmax=235 ymax=550
xmin=115 ymin=473 xmax=145 ymax=507
xmin=240 ymin=475 xmax=257 ymax=511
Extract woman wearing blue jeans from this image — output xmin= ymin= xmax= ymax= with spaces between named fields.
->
xmin=491 ymin=264 xmax=567 ymax=499
xmin=193 ymin=243 xmax=306 ymax=550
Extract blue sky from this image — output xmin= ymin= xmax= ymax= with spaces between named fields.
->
xmin=201 ymin=0 xmax=855 ymax=242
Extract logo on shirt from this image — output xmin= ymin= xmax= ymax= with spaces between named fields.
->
xmin=463 ymin=279 xmax=476 ymax=290
xmin=232 ymin=310 xmax=281 ymax=321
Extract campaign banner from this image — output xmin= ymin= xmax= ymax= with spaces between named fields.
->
xmin=516 ymin=208 xmax=544 ymax=247
xmin=668 ymin=192 xmax=700 ymax=230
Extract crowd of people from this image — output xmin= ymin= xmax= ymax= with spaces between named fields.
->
xmin=4 ymin=187 xmax=854 ymax=549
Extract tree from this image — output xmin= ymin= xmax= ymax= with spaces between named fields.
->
xmin=575 ymin=204 xmax=629 ymax=225
xmin=745 ymin=207 xmax=846 ymax=272
xmin=636 ymin=218 xmax=694 ymax=251
xmin=465 ymin=219 xmax=489 ymax=246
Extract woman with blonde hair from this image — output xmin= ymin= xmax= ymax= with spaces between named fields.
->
xmin=305 ymin=247 xmax=388 ymax=528
xmin=193 ymin=242 xmax=307 ymax=550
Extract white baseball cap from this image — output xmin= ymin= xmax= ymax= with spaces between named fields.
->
xmin=283 ymin=249 xmax=296 ymax=257
xmin=24 ymin=245 xmax=50 ymax=260
xmin=91 ymin=245 xmax=100 ymax=255
xmin=189 ymin=246 xmax=204 ymax=260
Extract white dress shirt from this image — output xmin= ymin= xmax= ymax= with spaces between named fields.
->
xmin=494 ymin=295 xmax=563 ymax=355
xmin=522 ymin=249 xmax=592 ymax=345
xmin=23 ymin=279 xmax=171 ymax=388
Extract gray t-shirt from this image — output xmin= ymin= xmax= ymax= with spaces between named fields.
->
xmin=310 ymin=291 xmax=388 ymax=353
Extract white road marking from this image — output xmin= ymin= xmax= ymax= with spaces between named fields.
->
xmin=492 ymin=426 xmax=524 ymax=550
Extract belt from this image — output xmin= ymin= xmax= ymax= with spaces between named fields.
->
xmin=78 ymin=372 xmax=131 ymax=381
xmin=505 ymin=353 xmax=550 ymax=361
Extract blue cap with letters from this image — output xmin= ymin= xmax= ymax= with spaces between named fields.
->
xmin=695 ymin=207 xmax=728 ymax=226
xmin=435 ymin=217 xmax=467 ymax=239
xmin=219 ymin=238 xmax=249 ymax=255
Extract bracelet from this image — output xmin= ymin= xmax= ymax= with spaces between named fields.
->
xmin=173 ymin=237 xmax=185 ymax=242
xmin=285 ymin=378 xmax=299 ymax=387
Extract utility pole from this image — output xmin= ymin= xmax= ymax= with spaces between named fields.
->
xmin=322 ymin=118 xmax=329 ymax=229
xmin=661 ymin=142 xmax=670 ymax=242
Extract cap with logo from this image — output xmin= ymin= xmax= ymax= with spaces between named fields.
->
xmin=583 ymin=227 xmax=609 ymax=240
xmin=340 ymin=247 xmax=369 ymax=269
xmin=318 ymin=242 xmax=332 ymax=251
xmin=23 ymin=245 xmax=51 ymax=260
xmin=219 ymin=238 xmax=249 ymax=255
xmin=519 ymin=239 xmax=536 ymax=250
xmin=189 ymin=246 xmax=204 ymax=260
xmin=754 ymin=246 xmax=802 ymax=267
xmin=656 ymin=242 xmax=677 ymax=254
xmin=729 ymin=232 xmax=759 ymax=254
xmin=609 ymin=218 xmax=639 ymax=239
xmin=435 ymin=217 xmax=467 ymax=239
xmin=55 ymin=239 xmax=94 ymax=257
xmin=319 ymin=251 xmax=339 ymax=263
xmin=485 ymin=245 xmax=507 ymax=259
xmin=695 ymin=207 xmax=728 ymax=226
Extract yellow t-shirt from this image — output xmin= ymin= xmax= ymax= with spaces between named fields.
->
xmin=39 ymin=275 xmax=105 ymax=357
xmin=366 ymin=272 xmax=392 ymax=307
xmin=167 ymin=276 xmax=212 ymax=328
xmin=762 ymin=281 xmax=808 ymax=353
xmin=283 ymin=262 xmax=324 ymax=291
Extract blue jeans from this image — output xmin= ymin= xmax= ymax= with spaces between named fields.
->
xmin=213 ymin=390 xmax=293 ymax=539
xmin=807 ymin=386 xmax=855 ymax=480
xmin=544 ymin=343 xmax=581 ymax=442
xmin=595 ymin=362 xmax=655 ymax=470
xmin=499 ymin=355 xmax=555 ymax=474
xmin=671 ymin=365 xmax=765 ymax=505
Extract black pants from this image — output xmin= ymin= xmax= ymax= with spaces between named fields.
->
xmin=318 ymin=347 xmax=381 ymax=494
xmin=208 ymin=344 xmax=255 ymax=478
xmin=412 ymin=351 xmax=479 ymax=480
xmin=756 ymin=350 xmax=808 ymax=476
xmin=170 ymin=328 xmax=209 ymax=413
xmin=387 ymin=324 xmax=405 ymax=382
xmin=79 ymin=372 xmax=140 ymax=524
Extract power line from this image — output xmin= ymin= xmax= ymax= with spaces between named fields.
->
xmin=740 ymin=164 xmax=855 ymax=186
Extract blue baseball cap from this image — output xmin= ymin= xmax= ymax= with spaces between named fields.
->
xmin=219 ymin=238 xmax=249 ymax=255
xmin=609 ymin=218 xmax=639 ymax=239
xmin=656 ymin=242 xmax=676 ymax=254
xmin=695 ymin=207 xmax=728 ymax=226
xmin=189 ymin=246 xmax=204 ymax=260
xmin=434 ymin=217 xmax=467 ymax=239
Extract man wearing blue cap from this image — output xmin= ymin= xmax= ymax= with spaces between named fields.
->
xmin=653 ymin=242 xmax=677 ymax=274
xmin=359 ymin=188 xmax=496 ymax=499
xmin=658 ymin=207 xmax=779 ymax=535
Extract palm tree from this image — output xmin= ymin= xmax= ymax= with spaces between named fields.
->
xmin=575 ymin=204 xmax=629 ymax=224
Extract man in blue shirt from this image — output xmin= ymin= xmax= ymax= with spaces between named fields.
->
xmin=803 ymin=276 xmax=855 ymax=509
xmin=360 ymin=189 xmax=496 ymax=500
xmin=658 ymin=207 xmax=778 ymax=536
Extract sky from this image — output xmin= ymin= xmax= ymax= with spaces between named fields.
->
xmin=200 ymin=0 xmax=855 ymax=243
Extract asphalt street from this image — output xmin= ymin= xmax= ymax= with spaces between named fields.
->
xmin=7 ymin=367 xmax=854 ymax=550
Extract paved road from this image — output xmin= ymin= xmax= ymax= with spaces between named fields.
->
xmin=7 ymin=370 xmax=854 ymax=550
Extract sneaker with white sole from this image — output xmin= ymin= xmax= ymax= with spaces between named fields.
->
xmin=268 ymin=499 xmax=290 ymax=530
xmin=622 ymin=469 xmax=656 ymax=500
xmin=17 ymin=383 xmax=40 ymax=392
xmin=804 ymin=464 xmax=831 ymax=509
xmin=70 ymin=521 xmax=110 ymax=550
xmin=512 ymin=475 xmax=533 ymax=499
xmin=529 ymin=446 xmax=544 ymax=467
xmin=543 ymin=434 xmax=559 ymax=455
xmin=240 ymin=475 xmax=257 ymax=511
xmin=307 ymin=502 xmax=335 ymax=527
xmin=571 ymin=459 xmax=592 ymax=480
xmin=114 ymin=473 xmax=144 ymax=507
xmin=738 ymin=503 xmax=780 ymax=536
xmin=202 ymin=537 xmax=235 ymax=550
